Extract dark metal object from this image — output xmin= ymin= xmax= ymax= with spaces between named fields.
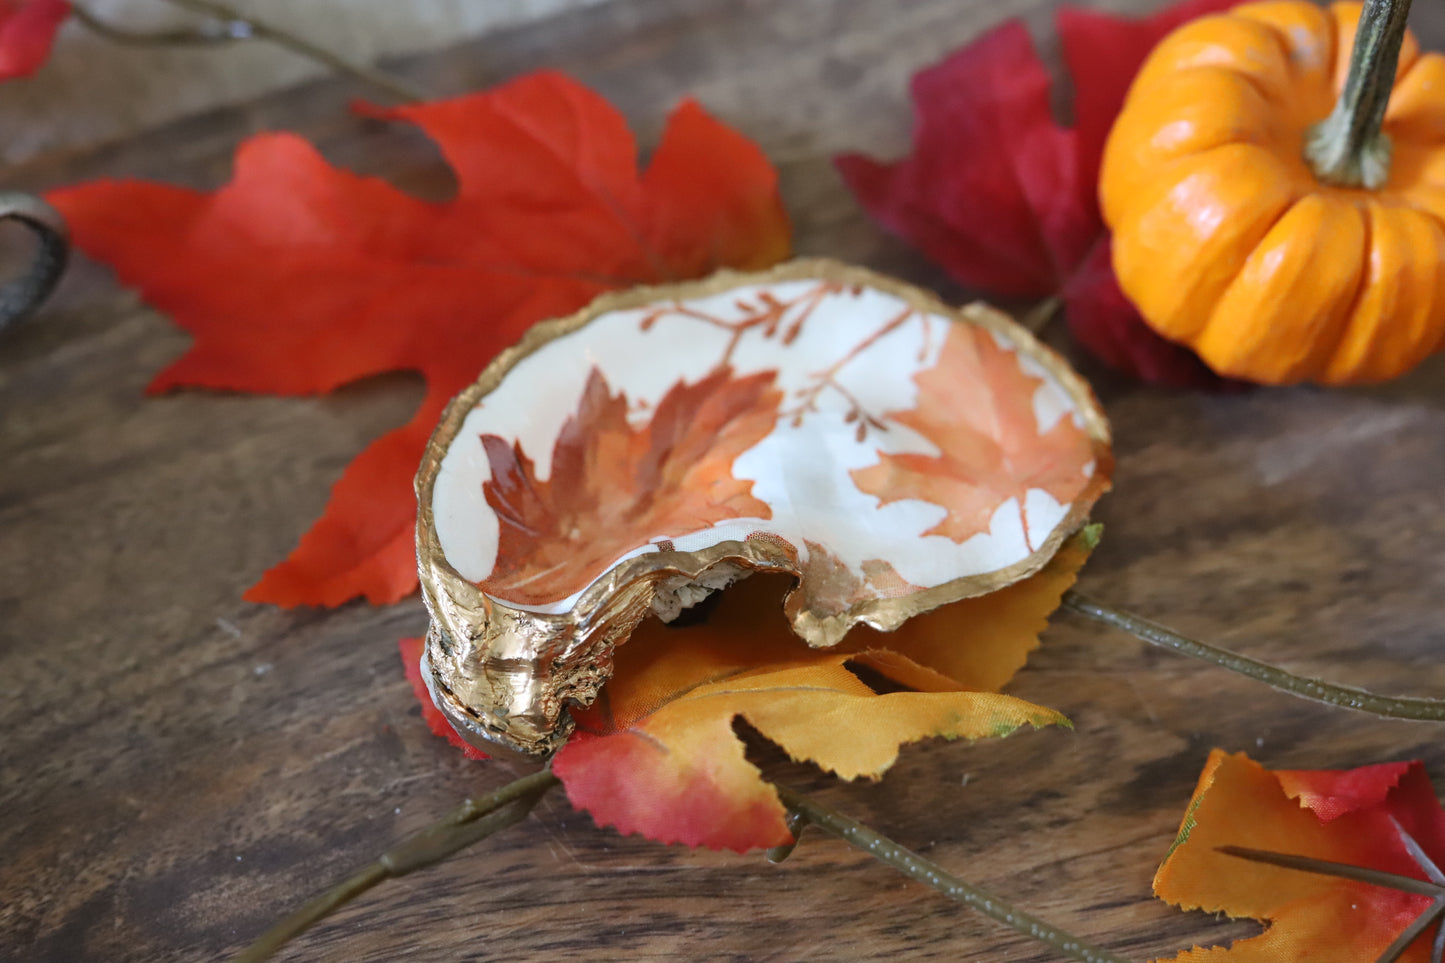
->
xmin=0 ymin=192 xmax=68 ymax=335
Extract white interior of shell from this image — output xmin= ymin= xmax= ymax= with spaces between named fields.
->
xmin=430 ymin=278 xmax=1097 ymax=620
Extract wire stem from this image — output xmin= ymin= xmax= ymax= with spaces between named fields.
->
xmin=1063 ymin=591 xmax=1445 ymax=721
xmin=154 ymin=0 xmax=431 ymax=102
xmin=232 ymin=768 xmax=560 ymax=963
xmin=774 ymin=784 xmax=1133 ymax=963
xmin=1020 ymin=295 xmax=1061 ymax=335
xmin=71 ymin=4 xmax=245 ymax=45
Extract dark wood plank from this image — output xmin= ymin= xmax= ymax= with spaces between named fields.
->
xmin=5 ymin=1 xmax=1445 ymax=961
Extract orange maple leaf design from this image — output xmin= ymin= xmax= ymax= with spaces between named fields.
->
xmin=479 ymin=366 xmax=782 ymax=606
xmin=851 ymin=323 xmax=1095 ymax=545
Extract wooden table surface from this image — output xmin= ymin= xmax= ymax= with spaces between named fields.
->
xmin=7 ymin=1 xmax=1445 ymax=960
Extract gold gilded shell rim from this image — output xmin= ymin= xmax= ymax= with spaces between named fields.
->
xmin=414 ymin=257 xmax=1113 ymax=759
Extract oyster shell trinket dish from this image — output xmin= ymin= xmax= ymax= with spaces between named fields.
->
xmin=416 ymin=259 xmax=1112 ymax=759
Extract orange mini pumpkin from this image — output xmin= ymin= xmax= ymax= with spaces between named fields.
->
xmin=1100 ymin=0 xmax=1445 ymax=385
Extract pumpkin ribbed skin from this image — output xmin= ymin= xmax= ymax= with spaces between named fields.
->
xmin=1100 ymin=1 xmax=1445 ymax=384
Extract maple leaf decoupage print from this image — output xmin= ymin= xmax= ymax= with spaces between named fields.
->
xmin=834 ymin=0 xmax=1239 ymax=387
xmin=479 ymin=366 xmax=782 ymax=607
xmin=47 ymin=71 xmax=790 ymax=608
xmin=850 ymin=321 xmax=1097 ymax=550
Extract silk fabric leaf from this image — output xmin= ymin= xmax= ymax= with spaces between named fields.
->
xmin=48 ymin=71 xmax=789 ymax=606
xmin=1155 ymin=750 xmax=1445 ymax=962
xmin=545 ymin=531 xmax=1095 ymax=851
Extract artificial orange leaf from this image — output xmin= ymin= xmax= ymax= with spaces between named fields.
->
xmin=1154 ymin=750 xmax=1445 ymax=961
xmin=544 ymin=529 xmax=1095 ymax=851
xmin=851 ymin=321 xmax=1096 ymax=549
xmin=480 ymin=366 xmax=781 ymax=606
xmin=838 ymin=526 xmax=1099 ymax=694
xmin=47 ymin=71 xmax=789 ymax=607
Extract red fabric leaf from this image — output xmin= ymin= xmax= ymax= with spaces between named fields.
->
xmin=1060 ymin=0 xmax=1246 ymax=205
xmin=1061 ymin=240 xmax=1222 ymax=388
xmin=835 ymin=0 xmax=1237 ymax=387
xmin=398 ymin=637 xmax=487 ymax=760
xmin=1275 ymin=760 xmax=1413 ymax=824
xmin=835 ymin=21 xmax=1084 ymax=298
xmin=554 ymin=728 xmax=795 ymax=852
xmin=48 ymin=72 xmax=790 ymax=606
xmin=0 ymin=0 xmax=67 ymax=80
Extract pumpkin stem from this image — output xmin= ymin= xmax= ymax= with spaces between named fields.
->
xmin=1305 ymin=0 xmax=1414 ymax=189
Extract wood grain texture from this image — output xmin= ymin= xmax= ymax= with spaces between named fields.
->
xmin=5 ymin=1 xmax=1445 ymax=960
xmin=0 ymin=0 xmax=615 ymax=166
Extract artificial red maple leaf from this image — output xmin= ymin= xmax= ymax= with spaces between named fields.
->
xmin=850 ymin=321 xmax=1096 ymax=548
xmin=0 ymin=0 xmax=68 ymax=80
xmin=834 ymin=0 xmax=1237 ymax=388
xmin=480 ymin=365 xmax=782 ymax=606
xmin=1154 ymin=750 xmax=1445 ymax=961
xmin=47 ymin=71 xmax=790 ymax=607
